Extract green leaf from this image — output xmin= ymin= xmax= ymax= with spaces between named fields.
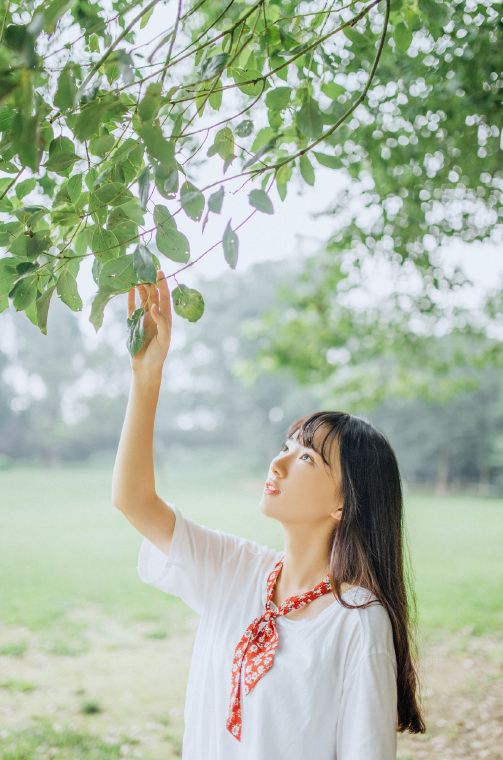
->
xmin=57 ymin=269 xmax=82 ymax=311
xmin=90 ymin=286 xmax=114 ymax=331
xmin=138 ymin=166 xmax=150 ymax=211
xmin=299 ymin=154 xmax=315 ymax=186
xmin=99 ymin=254 xmax=137 ymax=293
xmin=223 ymin=220 xmax=239 ymax=269
xmin=154 ymin=205 xmax=190 ymax=263
xmin=54 ymin=65 xmax=78 ymax=111
xmin=140 ymin=6 xmax=154 ymax=28
xmin=92 ymin=257 xmax=102 ymax=286
xmin=136 ymin=122 xmax=174 ymax=166
xmin=0 ymin=258 xmax=20 ymax=311
xmin=207 ymin=126 xmax=234 ymax=160
xmin=180 ymin=181 xmax=205 ymax=221
xmin=296 ymin=99 xmax=324 ymax=139
xmin=321 ymin=82 xmax=345 ymax=100
xmin=248 ymin=188 xmax=274 ymax=214
xmin=133 ymin=243 xmax=157 ymax=283
xmin=231 ymin=67 xmax=263 ymax=97
xmin=172 ymin=284 xmax=204 ymax=322
xmin=91 ymin=227 xmax=120 ymax=263
xmin=208 ymin=186 xmax=224 ymax=214
xmin=243 ymin=142 xmax=276 ymax=170
xmin=67 ymin=174 xmax=82 ymax=203
xmin=72 ymin=96 xmax=129 ymax=142
xmin=127 ymin=306 xmax=146 ymax=356
xmin=235 ymin=120 xmax=253 ymax=137
xmin=9 ymin=274 xmax=38 ymax=312
xmin=35 ymin=283 xmax=56 ymax=335
xmin=89 ymin=134 xmax=115 ymax=157
xmin=208 ymin=86 xmax=222 ymax=111
xmin=418 ymin=0 xmax=452 ymax=26
xmin=394 ymin=21 xmax=413 ymax=53
xmin=200 ymin=53 xmax=229 ymax=82
xmin=265 ymin=87 xmax=292 ymax=111
xmin=15 ymin=178 xmax=37 ymax=200
xmin=313 ymin=151 xmax=342 ymax=169
xmin=45 ymin=150 xmax=80 ymax=173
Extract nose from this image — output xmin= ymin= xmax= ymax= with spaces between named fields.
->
xmin=271 ymin=451 xmax=288 ymax=478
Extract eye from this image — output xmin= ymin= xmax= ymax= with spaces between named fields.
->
xmin=300 ymin=453 xmax=314 ymax=463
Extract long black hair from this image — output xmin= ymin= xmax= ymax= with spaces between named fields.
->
xmin=287 ymin=411 xmax=426 ymax=734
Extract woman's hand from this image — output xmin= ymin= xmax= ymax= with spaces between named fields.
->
xmin=127 ymin=269 xmax=172 ymax=379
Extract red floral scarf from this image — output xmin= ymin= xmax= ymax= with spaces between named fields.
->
xmin=226 ymin=558 xmax=332 ymax=741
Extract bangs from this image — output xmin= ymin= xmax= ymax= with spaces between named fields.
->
xmin=286 ymin=412 xmax=349 ymax=470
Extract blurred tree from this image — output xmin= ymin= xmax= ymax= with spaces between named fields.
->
xmin=370 ymin=366 xmax=503 ymax=493
xmin=257 ymin=0 xmax=503 ymax=397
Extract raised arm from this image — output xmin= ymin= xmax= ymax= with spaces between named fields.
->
xmin=111 ymin=270 xmax=176 ymax=556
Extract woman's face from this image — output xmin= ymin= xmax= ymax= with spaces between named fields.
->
xmin=259 ymin=428 xmax=343 ymax=526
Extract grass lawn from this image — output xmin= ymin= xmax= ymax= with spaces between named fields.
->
xmin=1 ymin=462 xmax=502 ymax=636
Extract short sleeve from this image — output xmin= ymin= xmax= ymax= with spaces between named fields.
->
xmin=137 ymin=503 xmax=277 ymax=615
xmin=336 ymin=651 xmax=398 ymax=760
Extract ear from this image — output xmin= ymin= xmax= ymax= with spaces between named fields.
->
xmin=330 ymin=506 xmax=343 ymax=523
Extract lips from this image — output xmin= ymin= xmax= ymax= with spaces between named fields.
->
xmin=264 ymin=480 xmax=280 ymax=495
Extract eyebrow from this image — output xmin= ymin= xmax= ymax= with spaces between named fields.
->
xmin=285 ymin=437 xmax=319 ymax=455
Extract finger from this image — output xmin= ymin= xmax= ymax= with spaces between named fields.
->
xmin=137 ymin=283 xmax=148 ymax=305
xmin=127 ymin=288 xmax=135 ymax=318
xmin=145 ymin=282 xmax=158 ymax=311
xmin=157 ymin=270 xmax=172 ymax=325
xmin=151 ymin=301 xmax=171 ymax=345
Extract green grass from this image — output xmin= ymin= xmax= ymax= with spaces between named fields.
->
xmin=0 ymin=463 xmax=502 ymax=636
xmin=0 ymin=720 xmax=128 ymax=760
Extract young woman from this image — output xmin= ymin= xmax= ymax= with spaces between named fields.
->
xmin=112 ymin=270 xmax=426 ymax=759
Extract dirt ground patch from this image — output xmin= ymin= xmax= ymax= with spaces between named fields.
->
xmin=1 ymin=609 xmax=502 ymax=759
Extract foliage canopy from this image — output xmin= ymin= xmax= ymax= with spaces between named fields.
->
xmin=0 ymin=0 xmax=452 ymax=353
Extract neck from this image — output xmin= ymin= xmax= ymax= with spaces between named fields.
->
xmin=277 ymin=521 xmax=333 ymax=596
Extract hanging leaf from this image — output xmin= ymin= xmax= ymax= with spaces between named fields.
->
xmin=313 ymin=151 xmax=342 ymax=169
xmin=91 ymin=227 xmax=120 ymax=263
xmin=56 ymin=269 xmax=83 ymax=311
xmin=296 ymin=99 xmax=324 ymax=139
xmin=321 ymin=82 xmax=345 ymax=100
xmin=299 ymin=154 xmax=315 ymax=185
xmin=133 ymin=243 xmax=157 ymax=282
xmin=54 ymin=65 xmax=78 ymax=111
xmin=99 ymin=254 xmax=137 ymax=293
xmin=180 ymin=181 xmax=205 ymax=221
xmin=208 ymin=186 xmax=224 ymax=214
xmin=136 ymin=122 xmax=174 ymax=166
xmin=138 ymin=165 xmax=150 ymax=210
xmin=90 ymin=286 xmax=114 ymax=331
xmin=127 ymin=307 xmax=146 ymax=356
xmin=154 ymin=204 xmax=190 ymax=263
xmin=248 ymin=188 xmax=274 ymax=214
xmin=235 ymin=120 xmax=253 ymax=137
xmin=265 ymin=87 xmax=292 ymax=111
xmin=394 ymin=22 xmax=413 ymax=53
xmin=9 ymin=274 xmax=38 ymax=312
xmin=207 ymin=127 xmax=234 ymax=160
xmin=223 ymin=220 xmax=239 ymax=269
xmin=200 ymin=53 xmax=229 ymax=82
xmin=231 ymin=67 xmax=263 ymax=97
xmin=67 ymin=174 xmax=82 ymax=203
xmin=172 ymin=284 xmax=205 ymax=322
xmin=35 ymin=283 xmax=57 ymax=335
xmin=243 ymin=141 xmax=276 ymax=170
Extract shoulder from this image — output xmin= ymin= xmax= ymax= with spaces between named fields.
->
xmin=173 ymin=503 xmax=281 ymax=572
xmin=335 ymin=586 xmax=396 ymax=663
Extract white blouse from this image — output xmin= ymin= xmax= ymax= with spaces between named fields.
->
xmin=137 ymin=504 xmax=398 ymax=760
